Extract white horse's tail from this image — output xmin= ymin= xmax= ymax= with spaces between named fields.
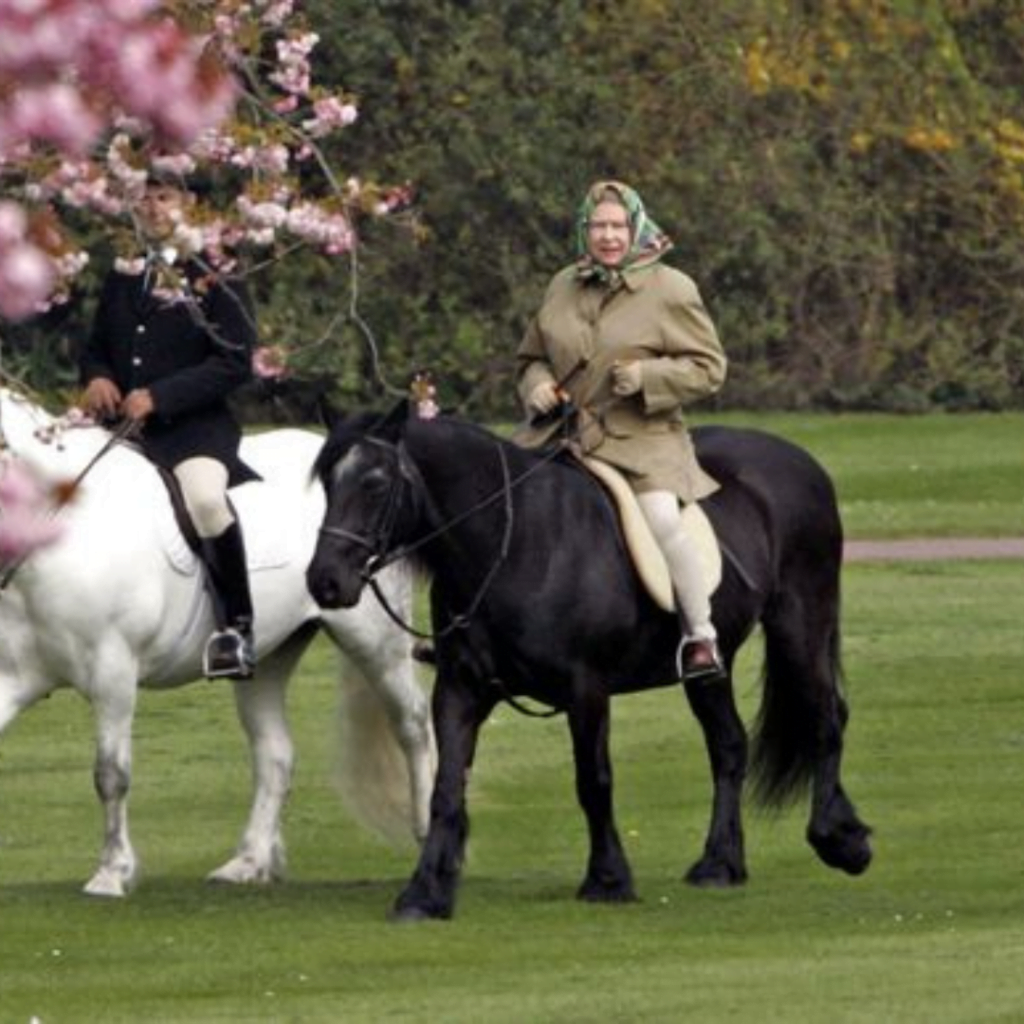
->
xmin=332 ymin=652 xmax=435 ymax=849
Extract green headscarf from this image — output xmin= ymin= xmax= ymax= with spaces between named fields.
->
xmin=574 ymin=180 xmax=673 ymax=286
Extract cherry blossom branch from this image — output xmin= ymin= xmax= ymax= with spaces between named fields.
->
xmin=0 ymin=0 xmax=416 ymax=561
xmin=0 ymin=0 xmax=411 ymax=326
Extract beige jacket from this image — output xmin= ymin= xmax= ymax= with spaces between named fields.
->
xmin=515 ymin=262 xmax=727 ymax=502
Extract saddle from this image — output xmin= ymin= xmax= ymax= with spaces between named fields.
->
xmin=580 ymin=457 xmax=722 ymax=612
xmin=148 ymin=461 xmax=283 ymax=577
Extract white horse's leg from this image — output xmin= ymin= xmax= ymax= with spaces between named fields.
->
xmin=84 ymin=678 xmax=140 ymax=898
xmin=323 ymin=566 xmax=436 ymax=844
xmin=207 ymin=627 xmax=314 ymax=885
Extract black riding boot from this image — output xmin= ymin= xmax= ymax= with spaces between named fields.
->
xmin=200 ymin=521 xmax=255 ymax=680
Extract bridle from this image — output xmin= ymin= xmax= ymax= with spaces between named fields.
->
xmin=317 ymin=431 xmax=568 ymax=642
xmin=318 ymin=429 xmax=574 ymax=719
xmin=318 ymin=434 xmax=516 ymax=643
xmin=317 ymin=437 xmax=410 ymax=571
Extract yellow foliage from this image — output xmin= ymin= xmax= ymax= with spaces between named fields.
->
xmin=995 ymin=141 xmax=1024 ymax=166
xmin=904 ymin=127 xmax=957 ymax=152
xmin=849 ymin=131 xmax=873 ymax=155
xmin=831 ymin=38 xmax=852 ymax=61
xmin=995 ymin=119 xmax=1024 ymax=147
xmin=744 ymin=40 xmax=772 ymax=95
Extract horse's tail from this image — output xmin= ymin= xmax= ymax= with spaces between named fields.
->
xmin=331 ymin=652 xmax=434 ymax=849
xmin=749 ymin=594 xmax=846 ymax=808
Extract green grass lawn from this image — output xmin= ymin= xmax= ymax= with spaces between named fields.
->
xmin=703 ymin=410 xmax=1024 ymax=539
xmin=1 ymin=558 xmax=1022 ymax=1023
xmin=1 ymin=414 xmax=1023 ymax=1022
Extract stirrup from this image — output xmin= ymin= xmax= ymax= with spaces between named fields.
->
xmin=676 ymin=637 xmax=725 ymax=683
xmin=203 ymin=627 xmax=255 ymax=680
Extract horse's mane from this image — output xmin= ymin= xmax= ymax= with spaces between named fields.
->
xmin=404 ymin=412 xmax=580 ymax=475
xmin=315 ymin=406 xmax=578 ymax=481
xmin=0 ymin=387 xmax=136 ymax=486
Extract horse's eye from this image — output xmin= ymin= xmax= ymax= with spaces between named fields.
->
xmin=362 ymin=470 xmax=389 ymax=495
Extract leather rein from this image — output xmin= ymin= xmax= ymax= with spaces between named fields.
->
xmin=318 ymin=434 xmax=524 ymax=642
xmin=317 ymin=432 xmax=571 ymax=719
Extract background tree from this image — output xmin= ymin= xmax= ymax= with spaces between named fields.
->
xmin=0 ymin=0 xmax=408 ymax=406
xmin=6 ymin=0 xmax=1023 ymax=415
xmin=289 ymin=0 xmax=1023 ymax=415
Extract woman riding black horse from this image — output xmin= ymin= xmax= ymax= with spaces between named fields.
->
xmin=517 ymin=180 xmax=728 ymax=681
xmin=306 ymin=407 xmax=873 ymax=921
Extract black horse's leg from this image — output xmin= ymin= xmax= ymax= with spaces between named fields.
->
xmin=808 ymin=758 xmax=873 ymax=875
xmin=761 ymin=593 xmax=873 ymax=876
xmin=680 ymin=672 xmax=749 ymax=887
xmin=804 ymin=671 xmax=873 ymax=875
xmin=568 ymin=684 xmax=636 ymax=902
xmin=391 ymin=672 xmax=495 ymax=922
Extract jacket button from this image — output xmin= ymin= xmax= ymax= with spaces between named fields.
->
xmin=132 ymin=357 xmax=142 ymax=366
xmin=136 ymin=324 xmax=145 ymax=334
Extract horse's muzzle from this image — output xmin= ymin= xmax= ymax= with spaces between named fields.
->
xmin=306 ymin=561 xmax=363 ymax=609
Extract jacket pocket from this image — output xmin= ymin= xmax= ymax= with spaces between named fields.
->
xmin=602 ymin=405 xmax=676 ymax=438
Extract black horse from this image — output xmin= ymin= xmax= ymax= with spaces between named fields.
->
xmin=307 ymin=407 xmax=872 ymax=921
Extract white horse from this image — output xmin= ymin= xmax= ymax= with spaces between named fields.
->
xmin=0 ymin=386 xmax=435 ymax=897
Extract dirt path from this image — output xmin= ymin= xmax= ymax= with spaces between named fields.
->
xmin=844 ymin=537 xmax=1024 ymax=562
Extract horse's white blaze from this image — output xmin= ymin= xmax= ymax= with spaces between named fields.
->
xmin=0 ymin=389 xmax=435 ymax=894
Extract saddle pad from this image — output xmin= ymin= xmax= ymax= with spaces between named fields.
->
xmin=155 ymin=477 xmax=294 ymax=577
xmin=581 ymin=456 xmax=722 ymax=613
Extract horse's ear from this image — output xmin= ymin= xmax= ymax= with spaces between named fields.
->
xmin=372 ymin=398 xmax=412 ymax=441
xmin=316 ymin=396 xmax=345 ymax=430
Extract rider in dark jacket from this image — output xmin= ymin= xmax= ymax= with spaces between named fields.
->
xmin=81 ymin=178 xmax=259 ymax=679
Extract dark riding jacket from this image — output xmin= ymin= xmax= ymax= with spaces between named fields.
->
xmin=81 ymin=262 xmax=258 ymax=485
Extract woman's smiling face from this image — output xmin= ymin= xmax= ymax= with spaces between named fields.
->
xmin=585 ymin=198 xmax=632 ymax=268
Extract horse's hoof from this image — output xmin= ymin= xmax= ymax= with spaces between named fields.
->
xmin=388 ymin=904 xmax=448 ymax=923
xmin=83 ymin=870 xmax=132 ymax=898
xmin=576 ymin=879 xmax=637 ymax=903
xmin=808 ymin=827 xmax=873 ymax=876
xmin=684 ymin=860 xmax=747 ymax=888
xmin=206 ymin=856 xmax=282 ymax=886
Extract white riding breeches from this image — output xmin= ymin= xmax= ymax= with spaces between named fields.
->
xmin=636 ymin=490 xmax=716 ymax=641
xmin=173 ymin=457 xmax=235 ymax=539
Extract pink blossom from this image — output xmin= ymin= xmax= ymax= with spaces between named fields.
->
xmin=270 ymin=32 xmax=318 ymax=96
xmin=0 ymin=201 xmax=27 ymax=245
xmin=151 ymin=152 xmax=198 ymax=178
xmin=0 ymin=0 xmax=408 ymax=324
xmin=0 ymin=459 xmax=65 ymax=562
xmin=302 ymin=95 xmax=358 ymax=138
xmin=258 ymin=1 xmax=295 ymax=29
xmin=1 ymin=4 xmax=237 ymax=154
xmin=0 ymin=238 xmax=55 ymax=319
xmin=375 ymin=181 xmax=415 ymax=215
xmin=286 ymin=202 xmax=354 ymax=254
xmin=3 ymin=83 xmax=103 ymax=155
xmin=237 ymin=195 xmax=289 ymax=230
xmin=253 ymin=345 xmax=288 ymax=379
xmin=169 ymin=221 xmax=206 ymax=256
xmin=229 ymin=142 xmax=289 ymax=174
xmin=114 ymin=255 xmax=147 ymax=275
